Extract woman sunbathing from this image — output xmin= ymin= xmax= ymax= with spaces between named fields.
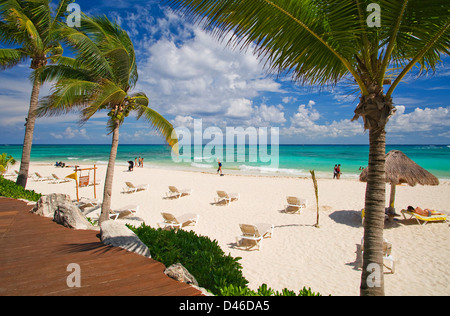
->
xmin=407 ymin=206 xmax=444 ymax=217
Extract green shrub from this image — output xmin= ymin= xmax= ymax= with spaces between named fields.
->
xmin=219 ymin=284 xmax=322 ymax=296
xmin=129 ymin=224 xmax=248 ymax=295
xmin=0 ymin=177 xmax=42 ymax=201
xmin=129 ymin=224 xmax=323 ymax=297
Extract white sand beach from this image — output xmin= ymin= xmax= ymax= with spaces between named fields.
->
xmin=14 ymin=163 xmax=450 ymax=296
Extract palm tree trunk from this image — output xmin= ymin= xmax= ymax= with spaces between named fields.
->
xmin=99 ymin=120 xmax=120 ymax=224
xmin=360 ymin=127 xmax=386 ymax=296
xmin=16 ymin=76 xmax=41 ymax=188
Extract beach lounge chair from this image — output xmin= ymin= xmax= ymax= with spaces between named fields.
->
xmin=157 ymin=212 xmax=200 ymax=230
xmin=76 ymin=198 xmax=101 ymax=215
xmin=215 ymin=190 xmax=240 ymax=205
xmin=166 ymin=186 xmax=193 ymax=199
xmin=359 ymin=237 xmax=395 ymax=273
xmin=122 ymin=181 xmax=149 ymax=194
xmin=401 ymin=209 xmax=447 ymax=226
xmin=109 ymin=205 xmax=140 ymax=220
xmin=284 ymin=196 xmax=308 ymax=214
xmin=15 ymin=170 xmax=32 ymax=178
xmin=236 ymin=223 xmax=274 ymax=251
xmin=33 ymin=172 xmax=52 ymax=181
xmin=50 ymin=174 xmax=71 ymax=184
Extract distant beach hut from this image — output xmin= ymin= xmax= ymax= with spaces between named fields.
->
xmin=359 ymin=150 xmax=439 ymax=213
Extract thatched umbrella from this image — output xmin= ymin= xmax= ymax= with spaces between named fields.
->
xmin=360 ymin=150 xmax=439 ymax=213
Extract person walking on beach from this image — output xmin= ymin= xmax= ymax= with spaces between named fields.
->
xmin=217 ymin=158 xmax=223 ymax=176
xmin=138 ymin=156 xmax=142 ymax=167
xmin=336 ymin=164 xmax=341 ymax=179
xmin=333 ymin=164 xmax=338 ymax=179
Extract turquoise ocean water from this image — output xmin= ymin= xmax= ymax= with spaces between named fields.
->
xmin=1 ymin=144 xmax=449 ymax=180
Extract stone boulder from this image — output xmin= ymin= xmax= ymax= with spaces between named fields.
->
xmin=100 ymin=220 xmax=151 ymax=258
xmin=53 ymin=202 xmax=98 ymax=231
xmin=31 ymin=193 xmax=73 ymax=218
xmin=164 ymin=263 xmax=198 ymax=286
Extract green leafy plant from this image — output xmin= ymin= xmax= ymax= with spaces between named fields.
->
xmin=219 ymin=283 xmax=322 ymax=296
xmin=0 ymin=177 xmax=42 ymax=201
xmin=130 ymin=224 xmax=324 ymax=296
xmin=129 ymin=224 xmax=248 ymax=295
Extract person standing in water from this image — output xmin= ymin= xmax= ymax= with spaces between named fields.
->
xmin=217 ymin=158 xmax=223 ymax=176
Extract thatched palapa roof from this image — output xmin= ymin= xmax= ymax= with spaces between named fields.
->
xmin=359 ymin=150 xmax=439 ymax=187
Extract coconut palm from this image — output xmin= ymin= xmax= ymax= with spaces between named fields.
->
xmin=0 ymin=0 xmax=72 ymax=188
xmin=167 ymin=0 xmax=450 ymax=295
xmin=36 ymin=15 xmax=178 ymax=224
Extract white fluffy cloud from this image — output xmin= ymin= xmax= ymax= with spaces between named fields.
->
xmin=282 ymin=100 xmax=364 ymax=139
xmin=387 ymin=105 xmax=450 ymax=135
xmin=134 ymin=13 xmax=282 ymax=124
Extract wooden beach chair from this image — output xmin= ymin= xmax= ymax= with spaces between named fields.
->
xmin=165 ymin=186 xmax=193 ymax=199
xmin=122 ymin=182 xmax=149 ymax=194
xmin=236 ymin=223 xmax=274 ymax=251
xmin=109 ymin=205 xmax=140 ymax=220
xmin=359 ymin=237 xmax=395 ymax=273
xmin=215 ymin=190 xmax=240 ymax=205
xmin=284 ymin=196 xmax=307 ymax=214
xmin=401 ymin=209 xmax=447 ymax=226
xmin=157 ymin=212 xmax=199 ymax=230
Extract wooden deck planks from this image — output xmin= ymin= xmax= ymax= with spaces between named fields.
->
xmin=0 ymin=198 xmax=202 ymax=296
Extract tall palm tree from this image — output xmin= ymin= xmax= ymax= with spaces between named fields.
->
xmin=0 ymin=0 xmax=72 ymax=188
xmin=167 ymin=0 xmax=449 ymax=295
xmin=36 ymin=14 xmax=178 ymax=224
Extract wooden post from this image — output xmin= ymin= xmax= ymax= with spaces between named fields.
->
xmin=75 ymin=166 xmax=80 ymax=202
xmin=93 ymin=164 xmax=97 ymax=199
xmin=388 ymin=183 xmax=396 ymax=213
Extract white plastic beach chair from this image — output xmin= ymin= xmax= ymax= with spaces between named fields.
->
xmin=359 ymin=237 xmax=395 ymax=273
xmin=76 ymin=198 xmax=101 ymax=215
xmin=122 ymin=181 xmax=149 ymax=193
xmin=215 ymin=190 xmax=240 ymax=205
xmin=284 ymin=196 xmax=308 ymax=214
xmin=157 ymin=212 xmax=199 ymax=230
xmin=236 ymin=223 xmax=274 ymax=251
xmin=50 ymin=174 xmax=70 ymax=184
xmin=165 ymin=186 xmax=193 ymax=199
xmin=33 ymin=172 xmax=52 ymax=181
xmin=109 ymin=205 xmax=140 ymax=220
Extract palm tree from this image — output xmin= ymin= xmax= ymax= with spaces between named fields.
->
xmin=37 ymin=14 xmax=178 ymax=224
xmin=166 ymin=0 xmax=449 ymax=295
xmin=0 ymin=0 xmax=72 ymax=188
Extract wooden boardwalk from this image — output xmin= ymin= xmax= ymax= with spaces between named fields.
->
xmin=0 ymin=198 xmax=202 ymax=296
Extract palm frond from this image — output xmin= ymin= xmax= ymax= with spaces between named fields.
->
xmin=168 ymin=0 xmax=364 ymax=90
xmin=36 ymin=78 xmax=97 ymax=117
xmin=0 ymin=48 xmax=28 ymax=69
xmin=134 ymin=100 xmax=178 ymax=153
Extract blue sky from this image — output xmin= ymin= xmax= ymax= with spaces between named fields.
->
xmin=0 ymin=0 xmax=449 ymax=145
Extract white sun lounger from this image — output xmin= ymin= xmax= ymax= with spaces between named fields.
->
xmin=166 ymin=186 xmax=193 ymax=199
xmin=157 ymin=212 xmax=199 ymax=230
xmin=284 ymin=196 xmax=307 ymax=214
xmin=33 ymin=172 xmax=52 ymax=181
xmin=122 ymin=181 xmax=149 ymax=193
xmin=109 ymin=205 xmax=140 ymax=220
xmin=50 ymin=174 xmax=71 ymax=184
xmin=236 ymin=223 xmax=274 ymax=251
xmin=215 ymin=190 xmax=240 ymax=205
